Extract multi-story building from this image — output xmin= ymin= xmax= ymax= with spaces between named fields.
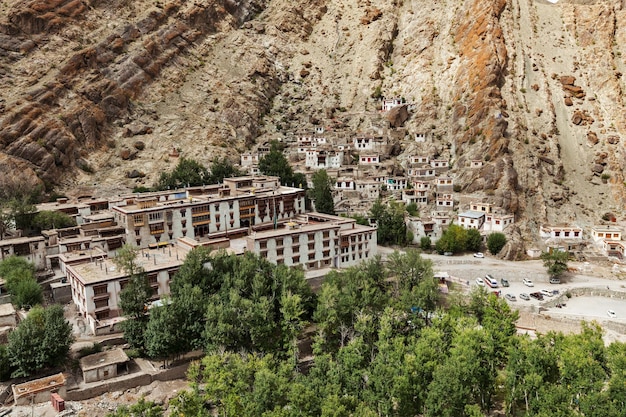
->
xmin=457 ymin=211 xmax=485 ymax=230
xmin=402 ymin=189 xmax=428 ymax=206
xmin=484 ymin=213 xmax=515 ymax=232
xmin=61 ymin=244 xmax=189 ymax=334
xmin=245 ymin=213 xmax=377 ymax=270
xmin=305 ymin=149 xmax=343 ymax=169
xmin=111 ymin=176 xmax=306 ymax=248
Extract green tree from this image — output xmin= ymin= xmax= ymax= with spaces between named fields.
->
xmin=105 ymin=397 xmax=164 ymax=417
xmin=369 ymin=199 xmax=407 ymax=246
xmin=406 ymin=202 xmax=419 ymax=216
xmin=540 ymin=250 xmax=569 ymax=278
xmin=258 ymin=141 xmax=306 ymax=188
xmin=144 ymin=300 xmax=181 ymax=366
xmin=435 ymin=224 xmax=468 ymax=254
xmin=466 ymin=228 xmax=482 ymax=252
xmin=387 ymin=250 xmax=439 ymax=312
xmin=156 ymin=157 xmax=210 ymax=190
xmin=115 ymin=245 xmax=152 ymax=351
xmin=8 ymin=305 xmax=73 ymax=377
xmin=309 ymin=169 xmax=335 ymax=214
xmin=0 ymin=345 xmax=11 ymax=381
xmin=0 ymin=256 xmax=42 ymax=309
xmin=486 ymin=232 xmax=507 ymax=255
xmin=202 ymin=252 xmax=314 ymax=355
xmin=420 ymin=236 xmax=432 ymax=250
xmin=207 ymin=157 xmax=242 ymax=184
xmin=32 ymin=210 xmax=76 ymax=230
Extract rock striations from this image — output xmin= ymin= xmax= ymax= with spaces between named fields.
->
xmin=1 ymin=0 xmax=626 ymax=245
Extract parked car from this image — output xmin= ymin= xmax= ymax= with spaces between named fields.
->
xmin=501 ymin=278 xmax=510 ymax=287
xmin=476 ymin=277 xmax=485 ymax=287
xmin=530 ymin=292 xmax=544 ymax=301
xmin=608 ymin=310 xmax=617 ymax=318
xmin=505 ymin=293 xmax=516 ymax=302
xmin=444 ymin=252 xmax=453 ymax=256
xmin=473 ymin=252 xmax=484 ymax=258
xmin=549 ymin=277 xmax=561 ymax=284
xmin=519 ymin=293 xmax=530 ymax=301
xmin=541 ymin=289 xmax=553 ymax=297
xmin=523 ymin=278 xmax=534 ymax=287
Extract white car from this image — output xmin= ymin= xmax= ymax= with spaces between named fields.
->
xmin=476 ymin=277 xmax=485 ymax=287
xmin=473 ymin=252 xmax=484 ymax=258
xmin=608 ymin=310 xmax=617 ymax=318
xmin=523 ymin=278 xmax=534 ymax=287
xmin=541 ymin=289 xmax=553 ymax=297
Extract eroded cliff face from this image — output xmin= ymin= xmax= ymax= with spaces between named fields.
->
xmin=2 ymin=0 xmax=626 ymax=250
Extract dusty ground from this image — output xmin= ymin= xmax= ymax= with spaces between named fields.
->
xmin=7 ymin=379 xmax=190 ymax=417
xmin=422 ymin=251 xmax=626 ymax=343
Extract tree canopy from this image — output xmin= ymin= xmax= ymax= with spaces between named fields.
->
xmin=32 ymin=210 xmax=76 ymax=231
xmin=115 ymin=246 xmax=626 ymax=417
xmin=115 ymin=245 xmax=152 ymax=351
xmin=258 ymin=141 xmax=307 ymax=188
xmin=7 ymin=304 xmax=73 ymax=378
xmin=0 ymin=256 xmax=42 ymax=309
xmin=369 ymin=199 xmax=408 ymax=246
xmin=309 ymin=169 xmax=335 ymax=215
xmin=487 ymin=232 xmax=507 ymax=255
xmin=156 ymin=157 xmax=210 ymax=190
xmin=540 ymin=250 xmax=569 ymax=278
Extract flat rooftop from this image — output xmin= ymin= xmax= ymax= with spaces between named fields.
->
xmin=13 ymin=372 xmax=65 ymax=400
xmin=80 ymin=348 xmax=129 ymax=371
xmin=68 ymin=244 xmax=189 ymax=285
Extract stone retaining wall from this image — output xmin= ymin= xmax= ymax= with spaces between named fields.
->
xmin=64 ymin=361 xmax=191 ymax=402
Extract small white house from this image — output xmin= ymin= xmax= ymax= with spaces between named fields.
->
xmin=435 ymin=176 xmax=454 ymax=191
xmin=335 ymin=179 xmax=355 ymax=190
xmin=409 ymin=156 xmax=429 ymax=165
xmin=408 ymin=167 xmax=436 ymax=179
xmin=415 ymin=133 xmax=427 ymax=143
xmin=402 ymin=189 xmax=428 ymax=206
xmin=385 ymin=177 xmax=408 ymax=191
xmin=469 ymin=202 xmax=493 ymax=214
xmin=240 ymin=152 xmax=259 ymax=167
xmin=470 ymin=160 xmax=483 ymax=168
xmin=430 ymin=159 xmax=449 ymax=170
xmin=436 ymin=194 xmax=454 ymax=210
xmin=591 ymin=226 xmax=622 ymax=243
xmin=355 ymin=180 xmax=381 ymax=200
xmin=484 ymin=213 xmax=515 ymax=232
xmin=382 ymin=97 xmax=403 ymax=112
xmin=359 ymin=154 xmax=380 ymax=165
xmin=540 ymin=225 xmax=583 ymax=240
xmin=458 ymin=211 xmax=485 ymax=230
xmin=305 ymin=149 xmax=343 ymax=169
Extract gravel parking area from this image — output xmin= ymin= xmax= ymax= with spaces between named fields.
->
xmin=378 ymin=249 xmax=626 ymax=343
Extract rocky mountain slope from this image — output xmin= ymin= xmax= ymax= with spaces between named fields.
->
xmin=1 ymin=0 xmax=626 ymax=250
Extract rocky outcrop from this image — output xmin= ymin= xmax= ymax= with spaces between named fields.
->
xmin=0 ymin=0 xmax=267 ymax=186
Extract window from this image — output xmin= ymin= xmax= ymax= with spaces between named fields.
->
xmin=96 ymin=310 xmax=110 ymax=320
xmin=260 ymin=241 xmax=267 ymax=249
xmin=277 ymin=248 xmax=284 ymax=256
xmin=94 ymin=285 xmax=108 ymax=296
xmin=277 ymin=238 xmax=284 ymax=247
xmin=292 ymin=256 xmax=300 ymax=263
xmin=308 ymin=243 xmax=315 ymax=251
xmin=134 ymin=229 xmax=140 ymax=236
xmin=119 ymin=279 xmax=129 ymax=290
xmin=148 ymin=212 xmax=163 ymax=222
xmin=95 ymin=299 xmax=109 ymax=309
xmin=555 ymin=231 xmax=561 ymax=237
